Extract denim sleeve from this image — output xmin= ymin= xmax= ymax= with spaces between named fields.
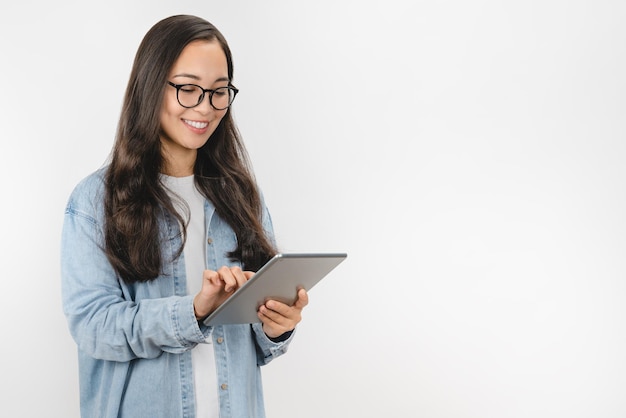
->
xmin=252 ymin=323 xmax=296 ymax=366
xmin=61 ymin=187 xmax=211 ymax=362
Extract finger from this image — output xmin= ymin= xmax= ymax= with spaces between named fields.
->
xmin=229 ymin=266 xmax=249 ymax=288
xmin=263 ymin=299 xmax=291 ymax=316
xmin=217 ymin=266 xmax=237 ymax=292
xmin=257 ymin=310 xmax=281 ymax=334
xmin=264 ymin=300 xmax=303 ymax=326
xmin=258 ymin=303 xmax=290 ymax=326
xmin=243 ymin=270 xmax=255 ymax=280
xmin=202 ymin=270 xmax=220 ymax=286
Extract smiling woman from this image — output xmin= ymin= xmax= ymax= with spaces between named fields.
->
xmin=60 ymin=14 xmax=308 ymax=418
xmin=8 ymin=1 xmax=619 ymax=417
xmin=159 ymin=40 xmax=233 ymax=176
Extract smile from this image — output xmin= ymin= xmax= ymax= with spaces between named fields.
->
xmin=183 ymin=119 xmax=209 ymax=129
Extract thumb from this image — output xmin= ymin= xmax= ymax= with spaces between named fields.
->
xmin=293 ymin=288 xmax=309 ymax=309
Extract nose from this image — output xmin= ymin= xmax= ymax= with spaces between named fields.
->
xmin=194 ymin=93 xmax=214 ymax=114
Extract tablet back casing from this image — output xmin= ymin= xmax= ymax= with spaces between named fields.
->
xmin=203 ymin=253 xmax=347 ymax=326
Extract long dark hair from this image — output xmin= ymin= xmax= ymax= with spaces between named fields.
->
xmin=104 ymin=15 xmax=276 ymax=283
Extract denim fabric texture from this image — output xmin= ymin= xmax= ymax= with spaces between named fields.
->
xmin=61 ymin=168 xmax=293 ymax=418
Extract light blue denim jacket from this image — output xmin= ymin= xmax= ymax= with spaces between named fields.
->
xmin=61 ymin=168 xmax=293 ymax=418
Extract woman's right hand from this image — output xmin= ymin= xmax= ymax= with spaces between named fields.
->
xmin=193 ymin=266 xmax=254 ymax=320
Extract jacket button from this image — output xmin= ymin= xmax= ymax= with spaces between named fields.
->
xmin=216 ymin=337 xmax=224 ymax=344
xmin=207 ymin=237 xmax=213 ymax=244
xmin=221 ymin=383 xmax=228 ymax=390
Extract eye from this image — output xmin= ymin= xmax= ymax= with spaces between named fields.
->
xmin=179 ymin=85 xmax=199 ymax=94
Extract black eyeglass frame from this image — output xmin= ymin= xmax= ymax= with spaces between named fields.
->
xmin=167 ymin=81 xmax=239 ymax=110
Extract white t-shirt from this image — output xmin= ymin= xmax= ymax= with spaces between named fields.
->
xmin=162 ymin=174 xmax=219 ymax=418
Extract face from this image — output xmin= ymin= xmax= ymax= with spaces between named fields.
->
xmin=159 ymin=39 xmax=230 ymax=175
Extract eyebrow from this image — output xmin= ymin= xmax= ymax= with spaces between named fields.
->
xmin=172 ymin=73 xmax=230 ymax=83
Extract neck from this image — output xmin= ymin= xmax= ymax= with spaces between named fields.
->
xmin=160 ymin=141 xmax=197 ymax=177
xmin=162 ymin=161 xmax=195 ymax=177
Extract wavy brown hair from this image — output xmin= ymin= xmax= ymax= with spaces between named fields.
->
xmin=104 ymin=15 xmax=276 ymax=283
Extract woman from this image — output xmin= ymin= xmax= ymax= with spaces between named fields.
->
xmin=61 ymin=14 xmax=307 ymax=418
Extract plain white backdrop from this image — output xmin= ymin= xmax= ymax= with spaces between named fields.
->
xmin=1 ymin=1 xmax=625 ymax=417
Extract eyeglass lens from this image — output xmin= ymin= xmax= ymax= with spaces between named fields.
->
xmin=177 ymin=85 xmax=235 ymax=110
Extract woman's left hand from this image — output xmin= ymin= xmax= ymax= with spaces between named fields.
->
xmin=258 ymin=288 xmax=308 ymax=339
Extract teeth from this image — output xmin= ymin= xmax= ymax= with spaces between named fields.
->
xmin=184 ymin=119 xmax=208 ymax=129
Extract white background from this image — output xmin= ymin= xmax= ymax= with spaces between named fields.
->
xmin=1 ymin=1 xmax=625 ymax=417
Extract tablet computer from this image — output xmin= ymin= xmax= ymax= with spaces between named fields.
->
xmin=202 ymin=252 xmax=347 ymax=326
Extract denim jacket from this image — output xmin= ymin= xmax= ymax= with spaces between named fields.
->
xmin=61 ymin=168 xmax=293 ymax=418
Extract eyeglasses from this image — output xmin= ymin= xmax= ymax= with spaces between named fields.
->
xmin=167 ymin=81 xmax=239 ymax=110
